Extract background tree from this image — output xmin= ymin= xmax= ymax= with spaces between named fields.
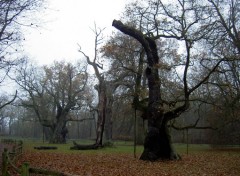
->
xmin=13 ymin=59 xmax=89 ymax=143
xmin=196 ymin=0 xmax=240 ymax=145
xmin=76 ymin=25 xmax=130 ymax=149
xmin=102 ymin=32 xmax=146 ymax=145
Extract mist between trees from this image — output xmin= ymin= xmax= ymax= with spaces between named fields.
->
xmin=0 ymin=0 xmax=240 ymax=161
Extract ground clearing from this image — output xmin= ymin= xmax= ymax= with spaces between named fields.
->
xmin=13 ymin=142 xmax=240 ymax=176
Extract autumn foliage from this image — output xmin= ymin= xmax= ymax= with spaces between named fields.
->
xmin=14 ymin=149 xmax=240 ymax=176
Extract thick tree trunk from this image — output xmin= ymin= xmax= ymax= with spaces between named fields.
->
xmin=140 ymin=119 xmax=180 ymax=161
xmin=49 ymin=115 xmax=68 ymax=144
xmin=112 ymin=20 xmax=181 ymax=161
xmin=50 ymin=127 xmax=67 ymax=144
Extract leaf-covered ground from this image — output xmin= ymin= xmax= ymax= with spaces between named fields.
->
xmin=15 ymin=149 xmax=240 ymax=176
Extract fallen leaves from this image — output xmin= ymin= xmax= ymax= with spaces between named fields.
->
xmin=15 ymin=149 xmax=240 ymax=176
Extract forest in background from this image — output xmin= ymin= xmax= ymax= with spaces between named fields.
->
xmin=0 ymin=0 xmax=240 ymax=158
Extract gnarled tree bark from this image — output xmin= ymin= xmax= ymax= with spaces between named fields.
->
xmin=112 ymin=20 xmax=182 ymax=161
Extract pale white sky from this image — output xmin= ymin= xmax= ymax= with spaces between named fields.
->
xmin=22 ymin=0 xmax=126 ymax=65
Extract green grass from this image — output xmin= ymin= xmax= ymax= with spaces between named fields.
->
xmin=173 ymin=143 xmax=211 ymax=154
xmin=21 ymin=139 xmax=213 ymax=155
xmin=2 ymin=136 xmax=239 ymax=156
xmin=16 ymin=138 xmax=144 ymax=155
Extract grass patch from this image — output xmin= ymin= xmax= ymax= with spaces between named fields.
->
xmin=2 ymin=137 xmax=239 ymax=156
xmin=18 ymin=138 xmax=144 ymax=155
xmin=173 ymin=143 xmax=211 ymax=154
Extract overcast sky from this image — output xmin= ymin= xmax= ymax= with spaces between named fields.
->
xmin=22 ymin=0 xmax=126 ymax=65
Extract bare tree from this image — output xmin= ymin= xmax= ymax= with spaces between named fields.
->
xmin=0 ymin=0 xmax=43 ymax=54
xmin=112 ymin=0 xmax=236 ymax=161
xmin=0 ymin=0 xmax=43 ymax=111
xmin=72 ymin=24 xmax=132 ymax=149
xmin=206 ymin=0 xmax=240 ymax=55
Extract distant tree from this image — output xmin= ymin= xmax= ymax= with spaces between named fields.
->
xmin=195 ymin=0 xmax=240 ymax=145
xmin=13 ymin=59 xmax=89 ymax=143
xmin=206 ymin=0 xmax=240 ymax=55
xmin=202 ymin=55 xmax=240 ymax=145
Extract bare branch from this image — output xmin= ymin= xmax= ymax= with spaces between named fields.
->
xmin=0 ymin=90 xmax=17 ymax=109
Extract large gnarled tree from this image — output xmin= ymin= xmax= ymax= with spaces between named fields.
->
xmin=13 ymin=60 xmax=88 ymax=143
xmin=112 ymin=0 xmax=235 ymax=161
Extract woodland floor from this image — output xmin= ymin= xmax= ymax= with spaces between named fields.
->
xmin=12 ymin=147 xmax=240 ymax=176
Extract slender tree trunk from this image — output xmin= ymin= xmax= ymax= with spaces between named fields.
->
xmin=95 ymin=83 xmax=107 ymax=146
xmin=136 ymin=117 xmax=145 ymax=144
xmin=105 ymin=95 xmax=113 ymax=141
